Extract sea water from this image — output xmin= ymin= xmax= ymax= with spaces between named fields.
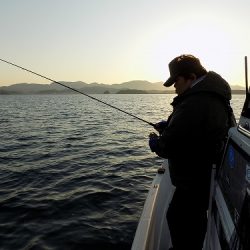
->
xmin=0 ymin=94 xmax=245 ymax=250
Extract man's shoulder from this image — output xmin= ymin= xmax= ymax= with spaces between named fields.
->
xmin=174 ymin=92 xmax=225 ymax=112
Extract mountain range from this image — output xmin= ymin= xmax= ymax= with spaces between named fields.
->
xmin=0 ymin=80 xmax=245 ymax=95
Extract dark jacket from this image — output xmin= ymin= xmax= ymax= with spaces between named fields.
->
xmin=154 ymin=71 xmax=234 ymax=188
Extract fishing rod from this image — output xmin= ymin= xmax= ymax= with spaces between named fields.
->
xmin=241 ymin=56 xmax=250 ymax=118
xmin=245 ymin=56 xmax=249 ymax=94
xmin=0 ymin=58 xmax=155 ymax=127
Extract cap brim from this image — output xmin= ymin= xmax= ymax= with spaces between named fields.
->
xmin=163 ymin=77 xmax=175 ymax=87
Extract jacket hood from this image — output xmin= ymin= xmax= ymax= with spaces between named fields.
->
xmin=185 ymin=71 xmax=232 ymax=100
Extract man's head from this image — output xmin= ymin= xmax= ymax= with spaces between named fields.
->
xmin=164 ymin=54 xmax=207 ymax=95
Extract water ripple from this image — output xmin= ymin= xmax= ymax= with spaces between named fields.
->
xmin=0 ymin=94 xmax=245 ymax=250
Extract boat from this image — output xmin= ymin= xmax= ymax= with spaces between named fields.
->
xmin=132 ymin=57 xmax=250 ymax=250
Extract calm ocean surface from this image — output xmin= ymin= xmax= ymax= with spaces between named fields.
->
xmin=0 ymin=94 xmax=245 ymax=250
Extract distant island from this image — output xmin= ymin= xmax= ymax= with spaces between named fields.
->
xmin=0 ymin=80 xmax=245 ymax=95
xmin=116 ymin=89 xmax=148 ymax=94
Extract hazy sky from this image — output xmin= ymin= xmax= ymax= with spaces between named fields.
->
xmin=1 ymin=0 xmax=250 ymax=86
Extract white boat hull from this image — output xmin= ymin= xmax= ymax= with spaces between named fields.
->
xmin=132 ymin=160 xmax=175 ymax=250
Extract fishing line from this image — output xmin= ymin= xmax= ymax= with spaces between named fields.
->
xmin=0 ymin=58 xmax=155 ymax=127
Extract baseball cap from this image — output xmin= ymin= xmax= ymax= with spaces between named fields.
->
xmin=164 ymin=54 xmax=206 ymax=87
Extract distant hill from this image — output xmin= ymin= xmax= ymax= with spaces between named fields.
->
xmin=0 ymin=80 xmax=245 ymax=95
xmin=112 ymin=80 xmax=166 ymax=91
xmin=0 ymin=80 xmax=169 ymax=94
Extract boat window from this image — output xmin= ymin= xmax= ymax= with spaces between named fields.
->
xmin=218 ymin=138 xmax=250 ymax=249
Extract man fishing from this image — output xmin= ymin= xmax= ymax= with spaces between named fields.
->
xmin=149 ymin=54 xmax=235 ymax=250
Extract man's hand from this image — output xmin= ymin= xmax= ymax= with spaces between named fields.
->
xmin=148 ymin=132 xmax=159 ymax=152
xmin=154 ymin=120 xmax=168 ymax=134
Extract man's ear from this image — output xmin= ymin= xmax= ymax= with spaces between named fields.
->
xmin=190 ymin=73 xmax=197 ymax=81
